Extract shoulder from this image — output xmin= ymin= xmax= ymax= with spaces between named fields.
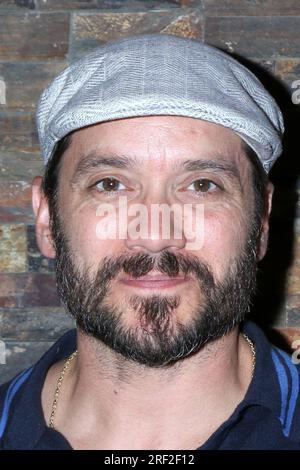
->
xmin=0 ymin=330 xmax=76 ymax=448
xmin=242 ymin=321 xmax=300 ymax=445
xmin=270 ymin=344 xmax=300 ymax=441
xmin=0 ymin=366 xmax=34 ymax=441
xmin=0 ymin=366 xmax=35 ymax=404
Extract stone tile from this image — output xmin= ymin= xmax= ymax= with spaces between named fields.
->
xmin=71 ymin=10 xmax=203 ymax=60
xmin=92 ymin=0 xmax=186 ymax=10
xmin=160 ymin=10 xmax=203 ymax=38
xmin=36 ymin=0 xmax=97 ymax=9
xmin=0 ymin=112 xmax=39 ymax=152
xmin=0 ymin=181 xmax=34 ymax=224
xmin=291 ymin=233 xmax=300 ymax=265
xmin=287 ymin=263 xmax=300 ymax=296
xmin=205 ymin=16 xmax=300 ymax=59
xmin=0 ymin=151 xmax=43 ymax=182
xmin=36 ymin=0 xmax=184 ymax=10
xmin=287 ymin=306 xmax=300 ymax=328
xmin=0 ymin=13 xmax=70 ymax=61
xmin=0 ymin=0 xmax=188 ymax=11
xmin=287 ymin=295 xmax=300 ymax=328
xmin=0 ymin=341 xmax=54 ymax=385
xmin=0 ymin=181 xmax=31 ymax=207
xmin=0 ymin=273 xmax=61 ymax=308
xmin=0 ymin=206 xmax=35 ymax=224
xmin=0 ymin=0 xmax=16 ymax=10
xmin=275 ymin=59 xmax=300 ymax=98
xmin=15 ymin=0 xmax=35 ymax=8
xmin=276 ymin=58 xmax=300 ymax=83
xmin=0 ymin=307 xmax=74 ymax=341
xmin=179 ymin=0 xmax=201 ymax=5
xmin=0 ymin=180 xmax=35 ymax=223
xmin=0 ymin=224 xmax=27 ymax=273
xmin=0 ymin=62 xmax=67 ymax=110
xmin=201 ymin=0 xmax=300 ymax=16
xmin=27 ymin=225 xmax=56 ymax=272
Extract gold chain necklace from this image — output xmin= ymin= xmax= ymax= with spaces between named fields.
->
xmin=49 ymin=350 xmax=78 ymax=429
xmin=48 ymin=334 xmax=256 ymax=429
xmin=243 ymin=333 xmax=256 ymax=379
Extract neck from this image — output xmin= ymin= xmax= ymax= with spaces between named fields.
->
xmin=42 ymin=326 xmax=254 ymax=450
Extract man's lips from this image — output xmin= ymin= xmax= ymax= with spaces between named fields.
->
xmin=118 ymin=273 xmax=189 ymax=289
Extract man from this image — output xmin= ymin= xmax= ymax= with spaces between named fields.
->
xmin=0 ymin=33 xmax=299 ymax=450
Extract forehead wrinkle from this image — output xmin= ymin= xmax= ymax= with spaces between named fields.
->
xmin=180 ymin=158 xmax=243 ymax=189
xmin=70 ymin=152 xmax=139 ymax=185
xmin=182 ymin=158 xmax=238 ymax=175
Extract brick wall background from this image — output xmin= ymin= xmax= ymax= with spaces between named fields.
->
xmin=0 ymin=0 xmax=300 ymax=384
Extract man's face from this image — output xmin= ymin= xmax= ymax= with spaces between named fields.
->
xmin=47 ymin=116 xmax=260 ymax=366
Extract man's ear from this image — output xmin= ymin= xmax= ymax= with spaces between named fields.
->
xmin=257 ymin=181 xmax=274 ymax=262
xmin=32 ymin=176 xmax=56 ymax=259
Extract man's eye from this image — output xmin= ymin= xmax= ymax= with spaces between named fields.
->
xmin=95 ymin=178 xmax=126 ymax=192
xmin=187 ymin=179 xmax=218 ymax=193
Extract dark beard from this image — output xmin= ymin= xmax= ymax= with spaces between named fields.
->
xmin=51 ymin=214 xmax=258 ymax=367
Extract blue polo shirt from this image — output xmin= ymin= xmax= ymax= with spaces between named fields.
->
xmin=0 ymin=320 xmax=300 ymax=450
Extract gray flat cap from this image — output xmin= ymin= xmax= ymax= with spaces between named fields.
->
xmin=36 ymin=34 xmax=284 ymax=172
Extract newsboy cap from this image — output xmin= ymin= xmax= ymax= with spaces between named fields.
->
xmin=36 ymin=33 xmax=284 ymax=172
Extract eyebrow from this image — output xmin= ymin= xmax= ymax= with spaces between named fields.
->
xmin=70 ymin=153 xmax=138 ymax=185
xmin=70 ymin=152 xmax=241 ymax=187
xmin=182 ymin=159 xmax=241 ymax=183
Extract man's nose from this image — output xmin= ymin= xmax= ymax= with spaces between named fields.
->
xmin=124 ymin=194 xmax=187 ymax=254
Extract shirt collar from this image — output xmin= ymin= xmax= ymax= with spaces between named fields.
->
xmin=241 ymin=320 xmax=282 ymax=415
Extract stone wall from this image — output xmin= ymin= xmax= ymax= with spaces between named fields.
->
xmin=0 ymin=0 xmax=300 ymax=384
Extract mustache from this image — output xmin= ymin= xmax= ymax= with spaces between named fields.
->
xmin=96 ymin=251 xmax=215 ymax=288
